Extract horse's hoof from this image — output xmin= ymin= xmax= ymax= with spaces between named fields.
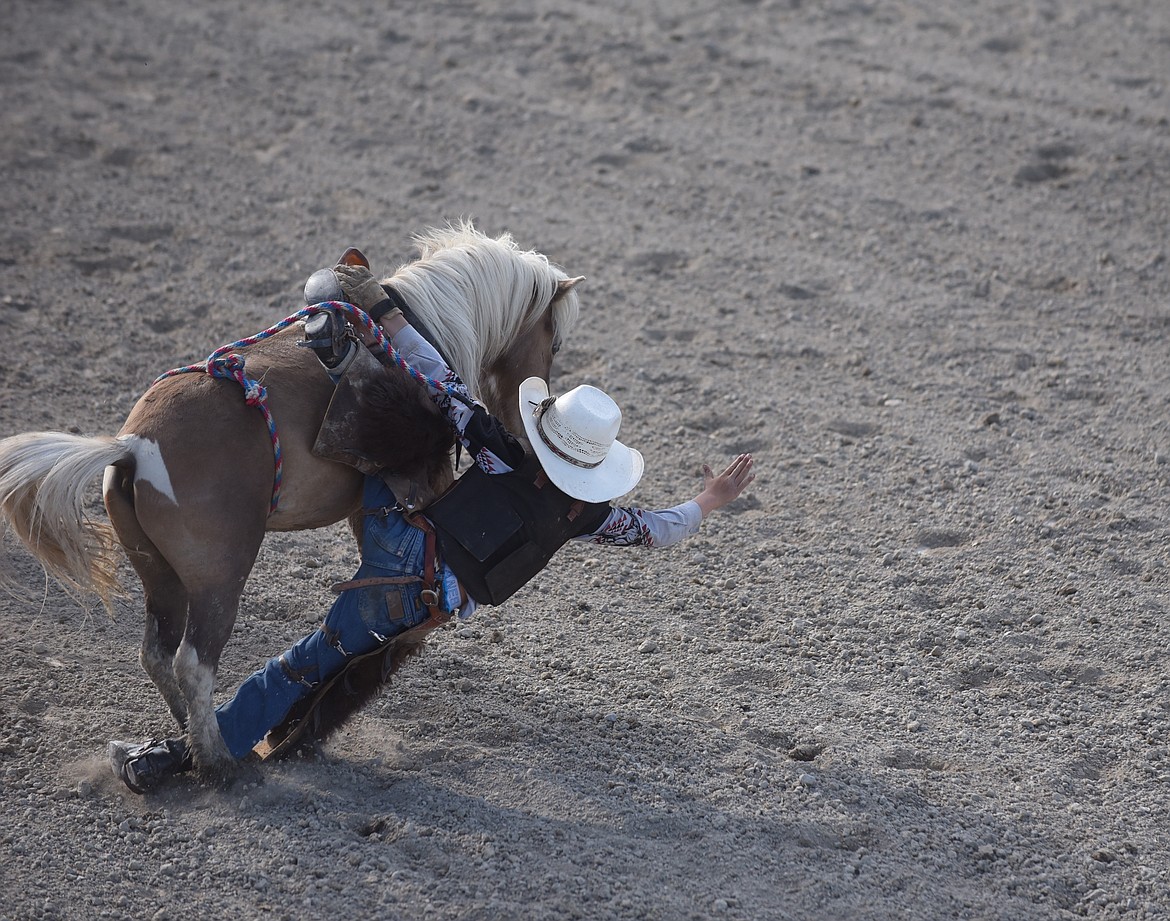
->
xmin=194 ymin=755 xmax=260 ymax=792
xmin=223 ymin=761 xmax=264 ymax=791
xmin=214 ymin=765 xmax=263 ymax=794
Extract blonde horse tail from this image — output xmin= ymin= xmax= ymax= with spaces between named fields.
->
xmin=0 ymin=432 xmax=134 ymax=610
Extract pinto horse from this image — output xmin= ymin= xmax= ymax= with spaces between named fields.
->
xmin=0 ymin=221 xmax=583 ymax=779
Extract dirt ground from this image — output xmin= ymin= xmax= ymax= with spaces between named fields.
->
xmin=2 ymin=1 xmax=1169 ymax=919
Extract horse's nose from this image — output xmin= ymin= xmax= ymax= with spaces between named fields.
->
xmin=304 ymin=268 xmax=345 ymax=306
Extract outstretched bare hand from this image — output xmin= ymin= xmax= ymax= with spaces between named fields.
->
xmin=694 ymin=453 xmax=755 ymax=517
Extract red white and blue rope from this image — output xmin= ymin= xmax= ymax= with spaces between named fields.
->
xmin=152 ymin=301 xmax=457 ymax=513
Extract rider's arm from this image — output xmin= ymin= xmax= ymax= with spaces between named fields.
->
xmin=572 ymin=454 xmax=754 ymax=548
xmin=573 ymin=502 xmax=703 ymax=548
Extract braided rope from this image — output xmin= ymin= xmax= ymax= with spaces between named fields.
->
xmin=152 ymin=301 xmax=459 ymax=513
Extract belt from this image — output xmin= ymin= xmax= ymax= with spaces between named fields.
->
xmin=332 ymin=518 xmax=457 ymax=617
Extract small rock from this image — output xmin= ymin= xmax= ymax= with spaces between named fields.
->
xmin=638 ymin=639 xmax=658 ymax=654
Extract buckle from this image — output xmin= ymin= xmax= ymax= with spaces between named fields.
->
xmin=419 ymin=588 xmax=440 ymax=607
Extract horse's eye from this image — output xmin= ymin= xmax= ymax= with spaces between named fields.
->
xmin=551 ymin=341 xmax=561 ymax=356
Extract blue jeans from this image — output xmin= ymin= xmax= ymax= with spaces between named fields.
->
xmin=215 ymin=493 xmax=431 ymax=760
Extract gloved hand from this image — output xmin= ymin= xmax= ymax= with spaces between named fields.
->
xmin=333 ymin=263 xmax=390 ymax=313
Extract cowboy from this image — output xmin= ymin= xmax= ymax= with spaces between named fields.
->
xmin=108 ymin=262 xmax=754 ymax=793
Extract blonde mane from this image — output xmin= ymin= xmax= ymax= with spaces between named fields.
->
xmin=386 ymin=220 xmax=580 ymax=396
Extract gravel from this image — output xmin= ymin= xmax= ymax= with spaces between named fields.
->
xmin=3 ymin=0 xmax=1169 ymax=919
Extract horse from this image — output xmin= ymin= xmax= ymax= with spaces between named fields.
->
xmin=0 ymin=220 xmax=583 ymax=780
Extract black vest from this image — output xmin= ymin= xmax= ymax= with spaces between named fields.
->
xmin=423 ymin=456 xmax=611 ymax=605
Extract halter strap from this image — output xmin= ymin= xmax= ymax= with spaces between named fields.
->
xmin=380 ymin=283 xmax=460 ymax=373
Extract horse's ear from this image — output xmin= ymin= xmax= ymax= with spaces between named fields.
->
xmin=553 ymin=276 xmax=586 ymax=302
xmin=338 ymin=247 xmax=370 ymax=269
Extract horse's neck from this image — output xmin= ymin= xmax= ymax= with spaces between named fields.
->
xmin=389 ymin=252 xmax=535 ymax=394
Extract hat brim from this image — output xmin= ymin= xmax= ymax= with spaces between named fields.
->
xmin=518 ymin=377 xmax=644 ymax=503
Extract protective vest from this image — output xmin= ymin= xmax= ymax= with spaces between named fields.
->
xmin=423 ymin=455 xmax=611 ymax=605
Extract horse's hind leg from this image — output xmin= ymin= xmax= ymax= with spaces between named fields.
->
xmin=139 ymin=567 xmax=191 ymax=727
xmin=103 ymin=466 xmax=190 ymax=726
xmin=114 ymin=486 xmax=266 ymax=783
xmin=174 ymin=584 xmax=247 ymax=781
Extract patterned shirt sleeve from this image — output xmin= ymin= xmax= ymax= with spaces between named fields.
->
xmin=575 ymin=501 xmax=702 ymax=548
xmin=390 ymin=325 xmax=526 ymax=474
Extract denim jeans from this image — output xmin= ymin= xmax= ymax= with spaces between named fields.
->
xmin=215 ymin=489 xmax=431 ymax=760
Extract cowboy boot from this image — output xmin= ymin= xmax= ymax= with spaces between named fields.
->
xmin=107 ymin=737 xmax=193 ymax=794
xmin=301 ymin=309 xmax=357 ymax=371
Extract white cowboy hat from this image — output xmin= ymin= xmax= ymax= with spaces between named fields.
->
xmin=518 ymin=377 xmax=644 ymax=503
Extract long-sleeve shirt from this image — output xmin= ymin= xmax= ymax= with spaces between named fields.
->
xmin=386 ymin=325 xmax=703 ymax=614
